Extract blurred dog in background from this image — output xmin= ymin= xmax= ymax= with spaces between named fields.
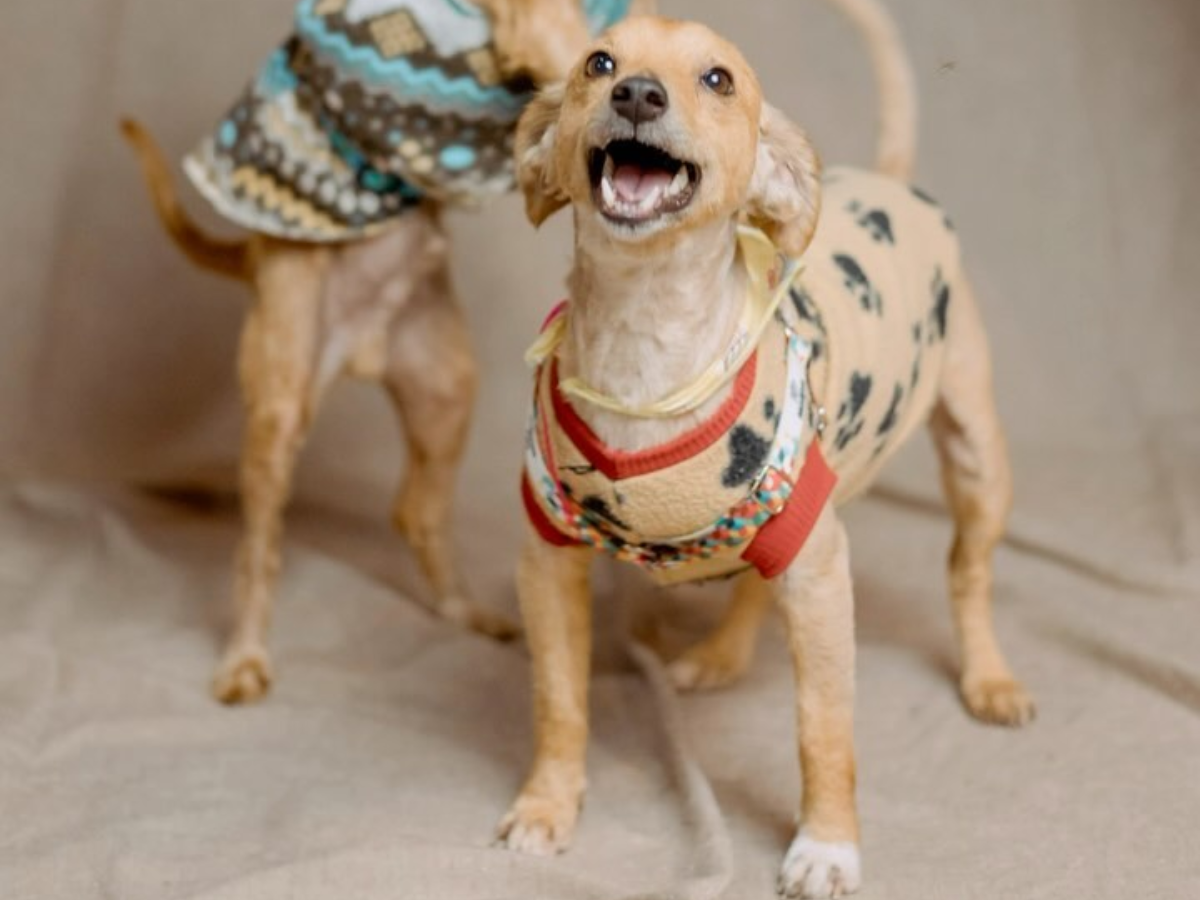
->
xmin=123 ymin=0 xmax=648 ymax=705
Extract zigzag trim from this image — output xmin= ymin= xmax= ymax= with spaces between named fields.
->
xmin=186 ymin=149 xmax=409 ymax=243
xmin=294 ymin=0 xmax=525 ymax=117
xmin=228 ymin=167 xmax=344 ymax=236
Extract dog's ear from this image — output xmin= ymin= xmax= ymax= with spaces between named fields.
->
xmin=514 ymin=83 xmax=569 ymax=227
xmin=482 ymin=0 xmax=589 ymax=86
xmin=746 ymin=103 xmax=822 ymax=258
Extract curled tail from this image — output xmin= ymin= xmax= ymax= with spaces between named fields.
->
xmin=119 ymin=118 xmax=250 ymax=281
xmin=818 ymin=0 xmax=917 ymax=180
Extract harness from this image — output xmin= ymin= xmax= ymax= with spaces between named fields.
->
xmin=520 ymin=228 xmax=838 ymax=585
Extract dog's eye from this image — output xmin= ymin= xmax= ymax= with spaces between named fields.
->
xmin=701 ymin=67 xmax=735 ymax=96
xmin=585 ymin=51 xmax=617 ymax=79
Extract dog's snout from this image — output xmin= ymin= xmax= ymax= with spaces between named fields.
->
xmin=611 ymin=77 xmax=669 ymax=125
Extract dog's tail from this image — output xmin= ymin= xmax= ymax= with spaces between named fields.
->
xmin=818 ymin=0 xmax=917 ymax=180
xmin=119 ymin=118 xmax=250 ymax=281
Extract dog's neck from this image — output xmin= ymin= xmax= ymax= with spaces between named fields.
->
xmin=560 ymin=214 xmax=747 ymax=451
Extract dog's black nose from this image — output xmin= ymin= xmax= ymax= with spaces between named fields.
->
xmin=611 ymin=77 xmax=669 ymax=125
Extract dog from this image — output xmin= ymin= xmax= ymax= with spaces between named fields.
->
xmin=496 ymin=2 xmax=1035 ymax=896
xmin=121 ymin=0 xmax=649 ymax=705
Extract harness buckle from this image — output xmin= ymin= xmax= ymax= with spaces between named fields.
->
xmin=753 ymin=467 xmax=794 ymax=516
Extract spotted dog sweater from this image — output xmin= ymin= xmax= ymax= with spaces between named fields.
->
xmin=522 ymin=167 xmax=960 ymax=585
xmin=185 ymin=0 xmax=631 ymax=242
xmin=800 ymin=167 xmax=961 ymax=503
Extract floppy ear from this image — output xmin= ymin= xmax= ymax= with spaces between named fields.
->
xmin=746 ymin=103 xmax=822 ymax=258
xmin=513 ymin=83 xmax=569 ymax=227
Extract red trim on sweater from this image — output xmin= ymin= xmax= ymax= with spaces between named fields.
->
xmin=548 ymin=352 xmax=760 ymax=482
xmin=521 ymin=475 xmax=582 ymax=547
xmin=743 ymin=442 xmax=838 ymax=579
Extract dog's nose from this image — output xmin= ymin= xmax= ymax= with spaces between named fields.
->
xmin=611 ymin=77 xmax=669 ymax=125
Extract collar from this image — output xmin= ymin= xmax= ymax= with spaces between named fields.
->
xmin=524 ymin=226 xmax=803 ymax=419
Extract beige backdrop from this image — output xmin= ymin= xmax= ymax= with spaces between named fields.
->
xmin=1 ymin=1 xmax=1198 ymax=898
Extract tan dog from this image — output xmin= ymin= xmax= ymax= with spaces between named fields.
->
xmin=119 ymin=0 xmax=644 ymax=705
xmin=497 ymin=2 xmax=1034 ymax=897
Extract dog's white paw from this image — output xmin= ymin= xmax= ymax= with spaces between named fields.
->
xmin=494 ymin=794 xmax=578 ymax=856
xmin=777 ymin=833 xmax=861 ymax=899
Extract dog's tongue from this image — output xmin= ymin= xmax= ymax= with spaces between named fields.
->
xmin=614 ymin=164 xmax=670 ymax=202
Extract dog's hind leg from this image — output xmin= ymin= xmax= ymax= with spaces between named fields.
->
xmin=667 ymin=571 xmax=772 ymax=692
xmin=930 ymin=274 xmax=1034 ymax=726
xmin=383 ymin=258 xmax=517 ymax=640
xmin=213 ymin=243 xmax=326 ymax=704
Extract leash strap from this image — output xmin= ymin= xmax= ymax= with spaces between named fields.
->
xmin=525 ymin=226 xmax=803 ymax=420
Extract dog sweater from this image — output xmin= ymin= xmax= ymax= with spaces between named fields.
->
xmin=521 ymin=168 xmax=960 ymax=585
xmin=184 ymin=0 xmax=631 ymax=242
xmin=799 ymin=167 xmax=961 ymax=503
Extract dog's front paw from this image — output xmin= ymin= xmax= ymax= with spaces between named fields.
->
xmin=777 ymin=833 xmax=861 ymax=899
xmin=961 ymin=676 xmax=1035 ymax=727
xmin=212 ymin=644 xmax=273 ymax=705
xmin=495 ymin=793 xmax=580 ymax=856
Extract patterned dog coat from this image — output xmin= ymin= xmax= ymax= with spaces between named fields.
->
xmin=185 ymin=0 xmax=631 ymax=242
xmin=522 ymin=167 xmax=961 ymax=585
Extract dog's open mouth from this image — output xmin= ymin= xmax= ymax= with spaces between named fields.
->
xmin=588 ymin=140 xmax=700 ymax=225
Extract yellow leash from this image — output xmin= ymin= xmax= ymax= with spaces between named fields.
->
xmin=525 ymin=226 xmax=803 ymax=420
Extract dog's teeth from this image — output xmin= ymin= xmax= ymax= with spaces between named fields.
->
xmin=603 ymin=154 xmax=615 ymax=181
xmin=635 ymin=187 xmax=662 ymax=216
xmin=668 ymin=168 xmax=689 ymax=197
xmin=601 ymin=175 xmax=617 ymax=209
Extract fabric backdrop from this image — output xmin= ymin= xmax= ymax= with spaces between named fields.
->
xmin=1 ymin=1 xmax=1197 ymax=898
